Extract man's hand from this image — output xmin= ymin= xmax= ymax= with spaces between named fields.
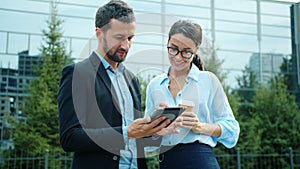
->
xmin=128 ymin=116 xmax=171 ymax=138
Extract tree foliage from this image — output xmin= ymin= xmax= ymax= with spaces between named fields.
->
xmin=236 ymin=65 xmax=258 ymax=103
xmin=252 ymin=78 xmax=300 ymax=153
xmin=232 ymin=58 xmax=300 ymax=168
xmin=13 ymin=2 xmax=72 ymax=152
xmin=233 ymin=65 xmax=261 ymax=153
xmin=279 ymin=56 xmax=293 ymax=92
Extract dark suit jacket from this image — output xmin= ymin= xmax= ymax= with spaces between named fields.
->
xmin=58 ymin=52 xmax=156 ymax=169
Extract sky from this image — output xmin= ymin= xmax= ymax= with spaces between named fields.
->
xmin=0 ymin=0 xmax=299 ymax=87
xmin=277 ymin=0 xmax=300 ymax=2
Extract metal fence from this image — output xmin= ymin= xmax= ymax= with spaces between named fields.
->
xmin=0 ymin=147 xmax=299 ymax=169
xmin=0 ymin=149 xmax=72 ymax=169
xmin=216 ymin=148 xmax=300 ymax=169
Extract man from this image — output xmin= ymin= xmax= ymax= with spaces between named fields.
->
xmin=57 ymin=1 xmax=169 ymax=168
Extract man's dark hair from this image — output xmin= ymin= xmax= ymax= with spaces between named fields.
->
xmin=95 ymin=0 xmax=135 ymax=32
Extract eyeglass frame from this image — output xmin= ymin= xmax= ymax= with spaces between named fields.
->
xmin=167 ymin=46 xmax=194 ymax=59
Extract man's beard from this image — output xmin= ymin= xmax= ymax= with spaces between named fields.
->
xmin=103 ymin=37 xmax=127 ymax=63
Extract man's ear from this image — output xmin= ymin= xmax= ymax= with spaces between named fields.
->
xmin=96 ymin=27 xmax=102 ymax=37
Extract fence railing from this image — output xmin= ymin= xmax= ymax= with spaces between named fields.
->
xmin=216 ymin=147 xmax=300 ymax=169
xmin=0 ymin=147 xmax=299 ymax=169
xmin=0 ymin=149 xmax=72 ymax=169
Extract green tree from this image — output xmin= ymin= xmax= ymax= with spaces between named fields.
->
xmin=277 ymin=56 xmax=300 ymax=107
xmin=279 ymin=56 xmax=293 ymax=92
xmin=13 ymin=1 xmax=72 ymax=153
xmin=236 ymin=65 xmax=258 ymax=104
xmin=233 ymin=65 xmax=261 ymax=155
xmin=246 ymin=78 xmax=300 ymax=168
xmin=253 ymin=78 xmax=300 ymax=153
xmin=231 ymin=58 xmax=300 ymax=168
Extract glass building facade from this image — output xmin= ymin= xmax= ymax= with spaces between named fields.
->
xmin=122 ymin=0 xmax=293 ymax=87
xmin=0 ymin=0 xmax=299 ymax=151
xmin=0 ymin=0 xmax=297 ymax=88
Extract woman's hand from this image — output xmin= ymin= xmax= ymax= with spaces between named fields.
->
xmin=178 ymin=111 xmax=221 ymax=136
xmin=178 ymin=111 xmax=200 ymax=131
xmin=156 ymin=117 xmax=182 ymax=136
xmin=177 ymin=111 xmax=203 ymax=134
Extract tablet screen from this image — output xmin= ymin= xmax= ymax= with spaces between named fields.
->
xmin=161 ymin=107 xmax=186 ymax=122
xmin=150 ymin=107 xmax=186 ymax=123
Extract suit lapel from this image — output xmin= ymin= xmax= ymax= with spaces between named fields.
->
xmin=89 ymin=52 xmax=112 ymax=93
xmin=89 ymin=52 xmax=141 ymax=119
xmin=89 ymin=52 xmax=122 ymax=116
xmin=123 ymin=69 xmax=142 ymax=119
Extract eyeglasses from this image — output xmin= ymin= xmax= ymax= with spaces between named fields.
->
xmin=167 ymin=47 xmax=194 ymax=59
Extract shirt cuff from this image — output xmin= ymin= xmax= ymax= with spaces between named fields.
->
xmin=151 ymin=135 xmax=161 ymax=140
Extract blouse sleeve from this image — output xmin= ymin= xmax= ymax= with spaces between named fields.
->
xmin=145 ymin=81 xmax=155 ymax=117
xmin=208 ymin=72 xmax=240 ymax=148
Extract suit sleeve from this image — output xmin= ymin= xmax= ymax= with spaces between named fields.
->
xmin=58 ymin=65 xmax=125 ymax=153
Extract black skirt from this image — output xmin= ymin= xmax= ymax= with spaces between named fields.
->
xmin=159 ymin=141 xmax=220 ymax=169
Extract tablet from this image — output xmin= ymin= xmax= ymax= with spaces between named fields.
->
xmin=150 ymin=107 xmax=186 ymax=123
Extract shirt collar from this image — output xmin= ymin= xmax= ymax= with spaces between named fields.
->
xmin=188 ymin=64 xmax=200 ymax=82
xmin=159 ymin=64 xmax=200 ymax=85
xmin=94 ymin=51 xmax=124 ymax=73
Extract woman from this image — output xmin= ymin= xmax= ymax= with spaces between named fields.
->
xmin=145 ymin=20 xmax=240 ymax=169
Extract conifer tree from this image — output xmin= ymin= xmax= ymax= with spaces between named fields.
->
xmin=13 ymin=2 xmax=72 ymax=151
